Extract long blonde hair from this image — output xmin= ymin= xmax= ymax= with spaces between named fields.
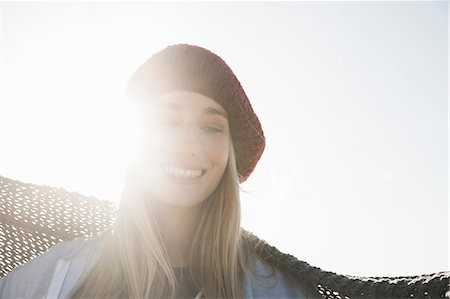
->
xmin=70 ymin=142 xmax=246 ymax=298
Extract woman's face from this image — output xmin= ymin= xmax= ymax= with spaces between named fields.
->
xmin=133 ymin=90 xmax=230 ymax=209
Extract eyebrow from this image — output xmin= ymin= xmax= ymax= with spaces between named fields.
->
xmin=157 ymin=102 xmax=180 ymax=110
xmin=156 ymin=103 xmax=228 ymax=119
xmin=203 ymin=107 xmax=228 ymax=119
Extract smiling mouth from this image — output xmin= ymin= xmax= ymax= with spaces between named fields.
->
xmin=164 ymin=165 xmax=206 ymax=180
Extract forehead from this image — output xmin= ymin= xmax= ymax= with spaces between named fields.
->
xmin=153 ymin=90 xmax=228 ymax=118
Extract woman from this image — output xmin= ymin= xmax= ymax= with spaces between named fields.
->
xmin=0 ymin=45 xmax=318 ymax=298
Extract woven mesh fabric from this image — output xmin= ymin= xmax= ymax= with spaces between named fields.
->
xmin=0 ymin=176 xmax=116 ymax=277
xmin=0 ymin=175 xmax=449 ymax=298
xmin=245 ymin=233 xmax=450 ymax=298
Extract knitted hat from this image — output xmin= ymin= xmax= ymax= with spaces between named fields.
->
xmin=125 ymin=44 xmax=265 ymax=183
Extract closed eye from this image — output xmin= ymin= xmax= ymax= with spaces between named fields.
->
xmin=202 ymin=126 xmax=224 ymax=134
xmin=159 ymin=119 xmax=180 ymax=128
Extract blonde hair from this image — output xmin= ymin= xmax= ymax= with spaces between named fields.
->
xmin=70 ymin=142 xmax=246 ymax=298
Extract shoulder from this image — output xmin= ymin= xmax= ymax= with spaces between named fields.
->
xmin=1 ymin=237 xmax=87 ymax=280
xmin=0 ymin=237 xmax=99 ymax=298
xmin=242 ymin=230 xmax=321 ymax=299
xmin=243 ymin=254 xmax=320 ymax=298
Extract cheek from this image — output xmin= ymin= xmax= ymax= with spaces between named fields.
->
xmin=206 ymin=136 xmax=230 ymax=170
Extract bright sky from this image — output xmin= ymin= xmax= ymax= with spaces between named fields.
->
xmin=0 ymin=1 xmax=448 ymax=278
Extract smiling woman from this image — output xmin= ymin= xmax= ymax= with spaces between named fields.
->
xmin=0 ymin=45 xmax=317 ymax=298
xmin=130 ymin=91 xmax=231 ymax=209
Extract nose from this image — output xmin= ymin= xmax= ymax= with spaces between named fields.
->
xmin=173 ymin=124 xmax=200 ymax=156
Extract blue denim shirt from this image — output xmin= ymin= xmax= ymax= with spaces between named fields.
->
xmin=0 ymin=237 xmax=318 ymax=298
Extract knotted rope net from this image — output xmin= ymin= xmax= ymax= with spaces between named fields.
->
xmin=1 ymin=175 xmax=449 ymax=298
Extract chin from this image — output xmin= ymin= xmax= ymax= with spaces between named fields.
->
xmin=150 ymin=190 xmax=208 ymax=209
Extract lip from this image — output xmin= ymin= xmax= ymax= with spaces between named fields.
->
xmin=161 ymin=163 xmax=207 ymax=184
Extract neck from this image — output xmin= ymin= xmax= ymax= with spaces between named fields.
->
xmin=153 ymin=202 xmax=202 ymax=267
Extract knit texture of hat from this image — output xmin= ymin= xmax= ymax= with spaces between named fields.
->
xmin=125 ymin=44 xmax=265 ymax=183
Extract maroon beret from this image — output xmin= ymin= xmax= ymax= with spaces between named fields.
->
xmin=125 ymin=44 xmax=265 ymax=183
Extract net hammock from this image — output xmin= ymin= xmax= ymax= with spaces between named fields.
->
xmin=1 ymin=175 xmax=449 ymax=298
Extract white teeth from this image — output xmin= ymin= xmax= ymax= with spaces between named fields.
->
xmin=165 ymin=165 xmax=203 ymax=179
